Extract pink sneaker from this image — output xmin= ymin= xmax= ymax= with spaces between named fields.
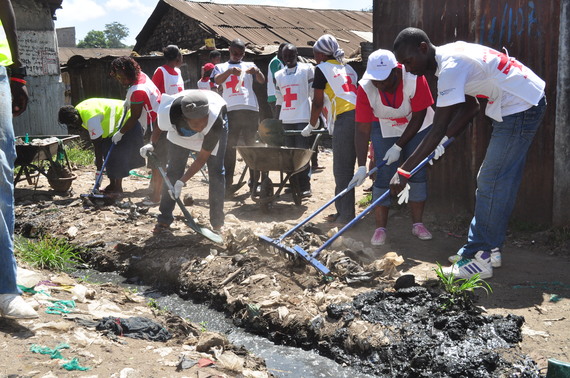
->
xmin=371 ymin=227 xmax=387 ymax=246
xmin=412 ymin=223 xmax=432 ymax=240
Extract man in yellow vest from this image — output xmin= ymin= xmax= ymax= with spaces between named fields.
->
xmin=58 ymin=98 xmax=144 ymax=196
xmin=0 ymin=0 xmax=39 ymax=319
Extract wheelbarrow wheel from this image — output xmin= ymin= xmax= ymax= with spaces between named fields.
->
xmin=259 ymin=177 xmax=274 ymax=212
xmin=290 ymin=176 xmax=302 ymax=206
xmin=46 ymin=163 xmax=76 ymax=192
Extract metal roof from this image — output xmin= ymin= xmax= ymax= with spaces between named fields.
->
xmin=58 ymin=48 xmax=133 ymax=65
xmin=139 ymin=0 xmax=372 ymax=56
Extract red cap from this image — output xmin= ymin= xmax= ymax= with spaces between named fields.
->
xmin=203 ymin=63 xmax=215 ymax=71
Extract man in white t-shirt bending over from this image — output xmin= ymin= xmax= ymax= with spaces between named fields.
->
xmin=391 ymin=27 xmax=546 ymax=280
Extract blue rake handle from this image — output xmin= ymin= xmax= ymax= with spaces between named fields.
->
xmin=309 ymin=137 xmax=455 ymax=259
xmin=277 ymin=160 xmax=386 ymax=242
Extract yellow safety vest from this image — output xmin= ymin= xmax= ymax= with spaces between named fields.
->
xmin=0 ymin=20 xmax=14 ymax=67
xmin=76 ymin=98 xmax=129 ymax=138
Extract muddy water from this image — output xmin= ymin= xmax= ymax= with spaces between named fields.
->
xmin=76 ymin=270 xmax=369 ymax=378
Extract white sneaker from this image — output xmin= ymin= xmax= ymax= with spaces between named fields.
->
xmin=0 ymin=294 xmax=39 ymax=319
xmin=443 ymin=251 xmax=493 ymax=279
xmin=448 ymin=247 xmax=501 ymax=268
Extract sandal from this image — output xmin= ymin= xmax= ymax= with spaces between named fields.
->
xmin=325 ymin=213 xmax=340 ymax=223
xmin=152 ymin=223 xmax=171 ymax=235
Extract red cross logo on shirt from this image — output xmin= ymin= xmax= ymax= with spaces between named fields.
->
xmin=341 ymin=76 xmax=357 ymax=93
xmin=226 ymin=75 xmax=242 ymax=93
xmin=283 ymin=87 xmax=298 ymax=107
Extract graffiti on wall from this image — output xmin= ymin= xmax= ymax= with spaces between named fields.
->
xmin=18 ymin=30 xmax=59 ymax=76
xmin=479 ymin=1 xmax=540 ymax=46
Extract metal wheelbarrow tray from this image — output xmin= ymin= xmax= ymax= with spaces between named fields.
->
xmin=235 ymin=145 xmax=313 ymax=210
xmin=14 ymin=135 xmax=79 ymax=191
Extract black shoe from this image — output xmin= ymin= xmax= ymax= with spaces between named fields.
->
xmin=301 ymin=190 xmax=312 ymax=198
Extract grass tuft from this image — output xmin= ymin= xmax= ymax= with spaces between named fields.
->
xmin=14 ymin=235 xmax=84 ymax=271
xmin=64 ymin=141 xmax=95 ymax=166
xmin=434 ymin=262 xmax=492 ymax=310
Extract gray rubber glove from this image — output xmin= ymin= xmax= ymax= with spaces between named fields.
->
xmin=301 ymin=123 xmax=314 ymax=137
xmin=348 ymin=166 xmax=367 ymax=187
xmin=140 ymin=143 xmax=154 ymax=158
xmin=111 ymin=130 xmax=124 ymax=144
xmin=169 ymin=180 xmax=185 ymax=200
xmin=383 ymin=144 xmax=402 ymax=165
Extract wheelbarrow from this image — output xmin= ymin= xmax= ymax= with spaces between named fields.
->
xmin=234 ymin=119 xmax=326 ymax=211
xmin=235 ymin=145 xmax=315 ymax=211
xmin=14 ymin=135 xmax=79 ymax=192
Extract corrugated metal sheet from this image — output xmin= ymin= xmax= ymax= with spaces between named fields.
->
xmin=374 ymin=0 xmax=559 ymax=224
xmin=58 ymin=48 xmax=133 ymax=65
xmin=149 ymin=0 xmax=372 ymax=54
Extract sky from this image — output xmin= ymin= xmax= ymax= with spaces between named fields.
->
xmin=54 ymin=0 xmax=373 ymax=47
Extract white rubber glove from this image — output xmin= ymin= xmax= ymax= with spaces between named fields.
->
xmin=140 ymin=143 xmax=154 ymax=158
xmin=111 ymin=131 xmax=124 ymax=144
xmin=168 ymin=180 xmax=185 ymax=200
xmin=429 ymin=136 xmax=449 ymax=165
xmin=301 ymin=123 xmax=314 ymax=137
xmin=397 ymin=183 xmax=410 ymax=204
xmin=383 ymin=144 xmax=402 ymax=165
xmin=348 ymin=166 xmax=367 ymax=187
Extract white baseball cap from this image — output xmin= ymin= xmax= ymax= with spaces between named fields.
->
xmin=362 ymin=49 xmax=398 ymax=81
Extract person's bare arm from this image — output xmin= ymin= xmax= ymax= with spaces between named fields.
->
xmin=400 ymin=97 xmax=479 ymax=172
xmin=214 ymin=67 xmax=239 ymax=85
xmin=391 ymin=96 xmax=480 ymax=193
xmin=247 ymin=66 xmax=265 ymax=84
xmin=354 ymin=122 xmax=372 ymax=167
xmin=180 ymin=148 xmax=211 ymax=183
xmin=119 ymin=103 xmax=143 ymax=134
xmin=309 ymin=88 xmax=324 ymax=127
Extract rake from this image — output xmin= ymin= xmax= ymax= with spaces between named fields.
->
xmin=260 ymin=137 xmax=454 ymax=276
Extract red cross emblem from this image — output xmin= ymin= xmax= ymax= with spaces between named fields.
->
xmin=226 ymin=75 xmax=242 ymax=93
xmin=341 ymin=75 xmax=357 ymax=93
xmin=283 ymin=87 xmax=298 ymax=107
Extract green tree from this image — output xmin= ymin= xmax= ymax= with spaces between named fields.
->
xmin=77 ymin=30 xmax=108 ymax=48
xmin=104 ymin=22 xmax=129 ymax=48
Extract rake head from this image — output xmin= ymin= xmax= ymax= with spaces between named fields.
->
xmin=258 ymin=235 xmax=331 ymax=276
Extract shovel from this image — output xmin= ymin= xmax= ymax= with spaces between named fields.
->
xmin=261 ymin=137 xmax=455 ymax=276
xmin=147 ymin=152 xmax=223 ymax=244
xmin=257 ymin=118 xmax=327 ymax=146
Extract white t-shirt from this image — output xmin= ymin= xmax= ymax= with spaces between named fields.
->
xmin=212 ymin=61 xmax=259 ymax=112
xmin=157 ymin=90 xmax=226 ymax=156
xmin=274 ymin=63 xmax=314 ymax=124
xmin=435 ymin=41 xmax=545 ymax=121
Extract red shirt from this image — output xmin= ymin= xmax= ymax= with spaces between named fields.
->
xmin=355 ymin=73 xmax=433 ymax=123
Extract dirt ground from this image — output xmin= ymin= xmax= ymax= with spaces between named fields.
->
xmin=6 ymin=144 xmax=570 ymax=377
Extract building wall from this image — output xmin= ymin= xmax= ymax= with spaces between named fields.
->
xmin=12 ymin=0 xmax=65 ymax=136
xmin=374 ymin=0 xmax=560 ymax=225
xmin=136 ymin=8 xmax=210 ymax=54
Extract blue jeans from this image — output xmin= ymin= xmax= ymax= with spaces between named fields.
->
xmin=458 ymin=97 xmax=546 ymax=258
xmin=283 ymin=122 xmax=311 ymax=192
xmin=0 ymin=66 xmax=19 ymax=294
xmin=332 ymin=110 xmax=356 ymax=223
xmin=371 ymin=124 xmax=431 ymax=206
xmin=157 ymin=125 xmax=228 ymax=229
